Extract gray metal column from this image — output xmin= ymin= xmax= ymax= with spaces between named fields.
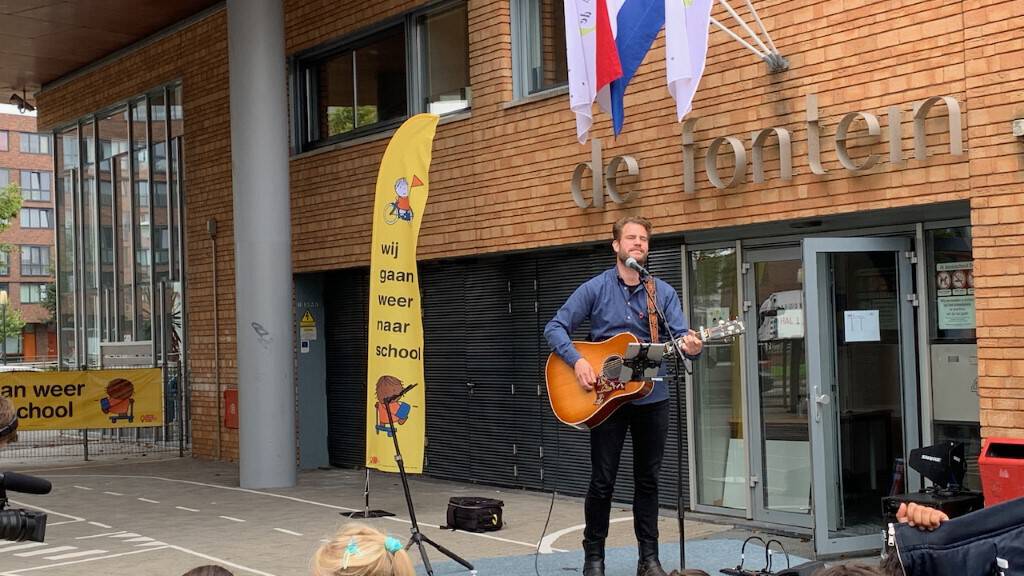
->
xmin=227 ymin=0 xmax=296 ymax=488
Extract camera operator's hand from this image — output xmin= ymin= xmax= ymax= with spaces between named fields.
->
xmin=897 ymin=502 xmax=948 ymax=530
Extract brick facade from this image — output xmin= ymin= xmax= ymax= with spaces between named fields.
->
xmin=36 ymin=0 xmax=1024 ymax=460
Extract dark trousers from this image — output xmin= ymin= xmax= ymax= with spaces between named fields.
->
xmin=584 ymin=399 xmax=670 ymax=545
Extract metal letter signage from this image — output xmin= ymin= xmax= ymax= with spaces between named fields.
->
xmin=569 ymin=94 xmax=964 ymax=206
xmin=571 ymin=137 xmax=641 ymax=209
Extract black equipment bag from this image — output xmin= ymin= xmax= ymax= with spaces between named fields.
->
xmin=441 ymin=496 xmax=503 ymax=532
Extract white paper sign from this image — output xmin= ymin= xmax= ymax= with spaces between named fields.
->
xmin=777 ymin=309 xmax=804 ymax=339
xmin=938 ymin=295 xmax=975 ymax=329
xmin=844 ymin=310 xmax=880 ymax=342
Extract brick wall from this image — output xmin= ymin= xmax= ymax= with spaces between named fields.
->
xmin=36 ymin=0 xmax=1024 ymax=459
xmin=963 ymin=0 xmax=1024 ymax=439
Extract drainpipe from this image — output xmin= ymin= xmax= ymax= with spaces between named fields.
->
xmin=208 ymin=218 xmax=221 ymax=460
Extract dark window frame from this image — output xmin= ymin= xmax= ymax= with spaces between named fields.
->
xmin=20 ymin=171 xmax=52 ymax=201
xmin=292 ymin=0 xmax=469 ymax=152
xmin=21 ymin=245 xmax=51 ymax=276
xmin=19 ymin=132 xmax=51 ymax=154
xmin=20 ymin=207 xmax=54 ymax=229
xmin=512 ymin=0 xmax=569 ymax=99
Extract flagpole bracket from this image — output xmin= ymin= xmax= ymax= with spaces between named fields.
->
xmin=764 ymin=53 xmax=789 ymax=74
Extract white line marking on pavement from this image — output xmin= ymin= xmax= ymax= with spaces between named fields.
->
xmin=102 ymin=491 xmax=123 ymax=496
xmin=73 ymin=485 xmax=93 ymax=490
xmin=273 ymin=528 xmax=303 ymax=536
xmin=137 ymin=497 xmax=160 ymax=503
xmin=110 ymin=533 xmax=140 ymax=539
xmin=137 ymin=541 xmax=167 ymax=547
xmin=46 ymin=520 xmax=81 ymax=527
xmin=219 ymin=515 xmax=245 ymax=522
xmin=43 ymin=549 xmax=108 ymax=561
xmin=75 ymin=531 xmax=125 ymax=540
xmin=14 ymin=546 xmax=77 ymax=557
xmin=0 ymin=543 xmax=46 ymax=553
xmin=0 ymin=545 xmax=167 ymax=574
xmin=124 ymin=537 xmax=153 ymax=543
xmin=87 ymin=522 xmax=112 ymax=528
xmin=40 ymin=473 xmax=551 ymax=552
xmin=539 ymin=516 xmax=632 ymax=554
xmin=8 ymin=500 xmax=84 ymax=523
xmin=176 ymin=506 xmax=200 ymax=512
xmin=164 ymin=544 xmax=280 ymax=576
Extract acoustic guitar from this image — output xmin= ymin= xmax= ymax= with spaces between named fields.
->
xmin=545 ymin=319 xmax=745 ymax=429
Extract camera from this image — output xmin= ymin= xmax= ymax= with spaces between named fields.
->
xmin=0 ymin=471 xmax=50 ymax=542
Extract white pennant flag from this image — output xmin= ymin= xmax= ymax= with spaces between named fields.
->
xmin=665 ymin=0 xmax=713 ymax=121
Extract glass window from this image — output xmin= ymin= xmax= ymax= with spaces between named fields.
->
xmin=20 ymin=283 xmax=49 ymax=304
xmin=21 ymin=245 xmax=51 ymax=276
xmin=296 ymin=2 xmax=470 ymax=150
xmin=0 ymin=169 xmax=8 ymax=187
xmin=19 ymin=133 xmax=50 ymax=154
xmin=516 ymin=0 xmax=568 ymax=96
xmin=308 ymin=25 xmax=407 ymax=143
xmin=0 ymin=251 xmax=8 ymax=276
xmin=419 ymin=3 xmax=471 ymax=115
xmin=0 ymin=131 xmax=7 ymax=151
xmin=20 ymin=171 xmax=52 ymax=201
xmin=688 ymin=247 xmax=743 ymax=509
xmin=20 ymin=208 xmax=53 ymax=229
xmin=56 ymin=127 xmax=78 ymax=368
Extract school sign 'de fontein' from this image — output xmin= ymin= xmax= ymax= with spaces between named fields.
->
xmin=570 ymin=94 xmax=963 ymax=208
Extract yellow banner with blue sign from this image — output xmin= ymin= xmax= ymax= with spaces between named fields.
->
xmin=366 ymin=114 xmax=438 ymax=473
xmin=0 ymin=368 xmax=164 ymax=430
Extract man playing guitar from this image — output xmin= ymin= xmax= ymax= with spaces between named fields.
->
xmin=544 ymin=216 xmax=703 ymax=576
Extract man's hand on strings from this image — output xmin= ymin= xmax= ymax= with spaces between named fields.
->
xmin=574 ymin=358 xmax=597 ymax=392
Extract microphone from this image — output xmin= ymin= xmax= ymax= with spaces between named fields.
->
xmin=624 ymin=257 xmax=650 ymax=277
xmin=0 ymin=471 xmax=52 ymax=495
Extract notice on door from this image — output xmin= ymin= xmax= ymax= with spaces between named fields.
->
xmin=844 ymin=310 xmax=880 ymax=342
xmin=936 ymin=261 xmax=975 ymax=330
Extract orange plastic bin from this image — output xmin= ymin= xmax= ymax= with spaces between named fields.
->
xmin=978 ymin=437 xmax=1024 ymax=507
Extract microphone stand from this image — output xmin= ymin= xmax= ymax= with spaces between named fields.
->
xmin=380 ymin=385 xmax=475 ymax=576
xmin=636 ymin=267 xmax=690 ymax=571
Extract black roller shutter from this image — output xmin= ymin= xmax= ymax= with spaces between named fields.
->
xmin=421 ymin=260 xmax=471 ymax=479
xmin=324 ymin=268 xmax=370 ymax=468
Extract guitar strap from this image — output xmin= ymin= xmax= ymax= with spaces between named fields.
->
xmin=645 ymin=276 xmax=659 ymax=344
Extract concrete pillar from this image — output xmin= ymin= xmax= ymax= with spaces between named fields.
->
xmin=226 ymin=0 xmax=296 ymax=488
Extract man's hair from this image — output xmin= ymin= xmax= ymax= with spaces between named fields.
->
xmin=181 ymin=566 xmax=234 ymax=576
xmin=612 ymin=216 xmax=652 ymax=241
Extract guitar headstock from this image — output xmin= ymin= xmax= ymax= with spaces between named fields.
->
xmin=698 ymin=318 xmax=745 ymax=343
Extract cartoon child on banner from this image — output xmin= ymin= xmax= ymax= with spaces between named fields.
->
xmin=100 ymin=377 xmax=136 ymax=424
xmin=375 ymin=375 xmax=412 ymax=437
xmin=384 ymin=175 xmax=424 ymax=224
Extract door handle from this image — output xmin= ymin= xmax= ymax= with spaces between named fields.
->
xmin=814 ymin=386 xmax=830 ymax=422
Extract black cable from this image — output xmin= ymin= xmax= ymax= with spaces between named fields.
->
xmin=535 ymin=487 xmax=557 ymax=576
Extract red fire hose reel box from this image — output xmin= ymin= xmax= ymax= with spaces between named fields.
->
xmin=224 ymin=389 xmax=239 ymax=429
xmin=978 ymin=437 xmax=1024 ymax=507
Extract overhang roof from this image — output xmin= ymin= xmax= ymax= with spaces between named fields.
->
xmin=0 ymin=0 xmax=221 ymax=104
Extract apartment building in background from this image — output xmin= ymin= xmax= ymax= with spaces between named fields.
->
xmin=0 ymin=111 xmax=56 ymax=362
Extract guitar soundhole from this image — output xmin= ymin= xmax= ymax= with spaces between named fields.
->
xmin=602 ymin=355 xmax=624 ymax=381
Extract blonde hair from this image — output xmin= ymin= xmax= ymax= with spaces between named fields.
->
xmin=311 ymin=524 xmax=414 ymax=576
xmin=0 ymin=395 xmax=17 ymax=446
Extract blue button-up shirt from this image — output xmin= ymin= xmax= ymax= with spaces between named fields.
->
xmin=544 ymin=267 xmax=691 ymax=405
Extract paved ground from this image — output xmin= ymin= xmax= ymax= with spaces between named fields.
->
xmin=0 ymin=454 xmax=871 ymax=575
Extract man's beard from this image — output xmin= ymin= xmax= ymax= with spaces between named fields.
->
xmin=618 ymin=249 xmax=646 ymax=267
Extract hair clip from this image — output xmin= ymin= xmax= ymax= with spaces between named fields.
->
xmin=384 ymin=536 xmax=403 ymax=554
xmin=342 ymin=537 xmax=360 ymax=569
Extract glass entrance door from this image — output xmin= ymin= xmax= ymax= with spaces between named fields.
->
xmin=744 ymin=248 xmax=812 ymax=527
xmin=803 ymin=238 xmax=919 ymax=556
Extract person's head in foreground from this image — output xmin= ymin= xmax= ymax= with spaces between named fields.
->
xmin=0 ymin=395 xmax=17 ymax=446
xmin=181 ymin=566 xmax=234 ymax=576
xmin=311 ymin=524 xmax=414 ymax=576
